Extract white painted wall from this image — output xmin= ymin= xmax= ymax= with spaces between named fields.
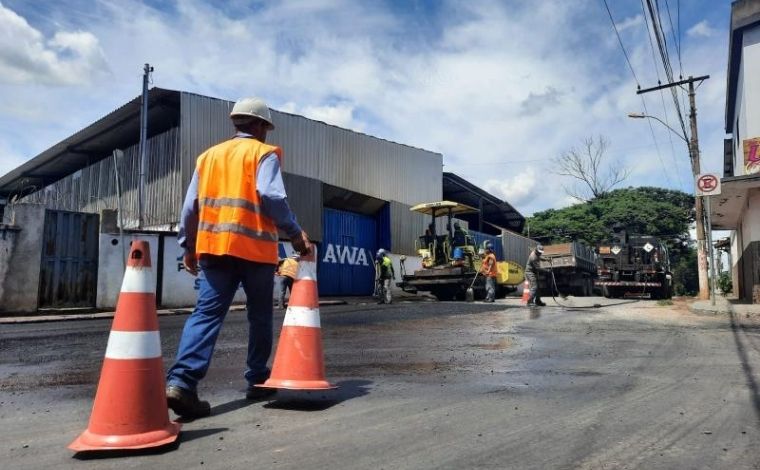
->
xmin=388 ymin=253 xmax=422 ymax=293
xmin=97 ymin=234 xmax=159 ymax=309
xmin=0 ymin=204 xmax=45 ymax=313
xmin=736 ymin=25 xmax=760 ymax=176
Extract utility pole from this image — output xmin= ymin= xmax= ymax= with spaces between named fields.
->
xmin=637 ymin=75 xmax=710 ymax=300
xmin=138 ymin=63 xmax=154 ymax=230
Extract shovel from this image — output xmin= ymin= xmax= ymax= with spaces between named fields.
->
xmin=465 ymin=271 xmax=480 ymax=302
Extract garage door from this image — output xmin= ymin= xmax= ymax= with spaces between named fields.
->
xmin=318 ymin=208 xmax=377 ymax=296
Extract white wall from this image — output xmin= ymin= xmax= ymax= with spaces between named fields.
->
xmin=736 ymin=26 xmax=760 ymax=176
xmin=0 ymin=204 xmax=45 ymax=313
xmin=97 ymin=234 xmax=159 ymax=309
xmin=388 ymin=253 xmax=422 ymax=293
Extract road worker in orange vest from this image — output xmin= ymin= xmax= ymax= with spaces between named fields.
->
xmin=166 ymin=97 xmax=311 ymax=418
xmin=480 ymin=242 xmax=498 ymax=303
xmin=275 ymin=255 xmax=299 ymax=309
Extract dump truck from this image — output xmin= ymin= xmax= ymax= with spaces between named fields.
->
xmin=595 ymin=226 xmax=672 ymax=299
xmin=537 ymin=242 xmax=597 ymax=296
xmin=397 ymin=201 xmax=524 ymax=301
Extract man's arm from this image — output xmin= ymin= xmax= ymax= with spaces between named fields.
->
xmin=178 ymin=169 xmax=200 ymax=275
xmin=257 ymin=154 xmax=310 ymax=254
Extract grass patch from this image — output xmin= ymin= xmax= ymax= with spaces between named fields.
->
xmin=656 ymin=299 xmax=673 ymax=306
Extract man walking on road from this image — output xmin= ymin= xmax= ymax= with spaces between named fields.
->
xmin=481 ymin=242 xmax=498 ymax=302
xmin=525 ymin=244 xmax=546 ymax=307
xmin=375 ymin=249 xmax=395 ymax=304
xmin=166 ymin=97 xmax=311 ymax=419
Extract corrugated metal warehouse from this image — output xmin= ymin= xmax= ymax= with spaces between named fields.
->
xmin=0 ymin=88 xmax=527 ymax=312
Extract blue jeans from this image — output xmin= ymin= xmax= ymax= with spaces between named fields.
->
xmin=167 ymin=254 xmax=275 ymax=392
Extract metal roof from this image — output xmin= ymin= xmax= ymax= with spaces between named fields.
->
xmin=442 ymin=172 xmax=525 ymax=233
xmin=0 ymin=88 xmax=181 ymax=200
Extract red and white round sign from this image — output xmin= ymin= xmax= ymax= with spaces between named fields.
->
xmin=696 ymin=173 xmax=721 ymax=196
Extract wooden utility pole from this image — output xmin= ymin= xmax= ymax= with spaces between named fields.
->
xmin=637 ymin=75 xmax=710 ymax=300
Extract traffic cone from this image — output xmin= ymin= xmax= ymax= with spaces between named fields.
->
xmin=520 ymin=280 xmax=531 ymax=304
xmin=69 ymin=241 xmax=180 ymax=452
xmin=258 ymin=250 xmax=336 ymax=390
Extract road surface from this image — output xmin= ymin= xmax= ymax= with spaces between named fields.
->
xmin=1 ymin=297 xmax=759 ymax=469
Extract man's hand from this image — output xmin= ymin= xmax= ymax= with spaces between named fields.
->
xmin=290 ymin=230 xmax=312 ymax=256
xmin=183 ymin=252 xmax=198 ymax=276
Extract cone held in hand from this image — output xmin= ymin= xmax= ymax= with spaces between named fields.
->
xmin=69 ymin=240 xmax=180 ymax=452
xmin=259 ymin=249 xmax=336 ymax=390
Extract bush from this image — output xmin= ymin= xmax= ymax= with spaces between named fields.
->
xmin=717 ymin=272 xmax=733 ymax=295
xmin=672 ymin=247 xmax=698 ymax=296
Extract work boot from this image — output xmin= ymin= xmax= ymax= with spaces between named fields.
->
xmin=536 ymin=300 xmax=546 ymax=306
xmin=245 ymin=384 xmax=277 ymax=401
xmin=166 ymin=385 xmax=211 ymax=419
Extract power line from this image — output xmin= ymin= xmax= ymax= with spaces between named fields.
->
xmin=601 ymin=0 xmax=639 ymax=86
xmin=639 ymin=0 xmax=686 ymax=191
xmin=663 ymin=0 xmax=683 ymax=79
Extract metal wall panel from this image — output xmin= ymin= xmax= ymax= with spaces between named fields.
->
xmin=469 ymin=230 xmax=504 ymax=260
xmin=180 ymin=93 xmax=235 ymax=191
xmin=282 ymin=173 xmax=322 ymax=242
xmin=502 ymin=229 xmax=537 ymax=265
xmin=318 ymin=208 xmax=377 ymax=296
xmin=21 ymin=128 xmax=181 ymax=229
xmin=179 ymin=93 xmax=442 ymax=207
xmin=38 ymin=210 xmax=99 ymax=308
xmin=389 ymin=200 xmax=428 ymax=256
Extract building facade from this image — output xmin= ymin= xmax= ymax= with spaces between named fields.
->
xmin=0 ymin=89 xmax=524 ymax=312
xmin=712 ymin=0 xmax=760 ymax=303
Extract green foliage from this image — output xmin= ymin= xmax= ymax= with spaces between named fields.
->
xmin=657 ymin=299 xmax=674 ymax=306
xmin=672 ymin=247 xmax=698 ymax=296
xmin=718 ymin=272 xmax=733 ymax=295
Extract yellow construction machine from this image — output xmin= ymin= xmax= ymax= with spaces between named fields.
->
xmin=397 ymin=201 xmax=524 ymax=301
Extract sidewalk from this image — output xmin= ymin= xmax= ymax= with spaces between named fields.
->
xmin=687 ymin=295 xmax=760 ymax=317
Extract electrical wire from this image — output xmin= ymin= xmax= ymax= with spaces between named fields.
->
xmin=601 ymin=0 xmax=640 ymax=86
xmin=639 ymin=0 xmax=686 ymax=191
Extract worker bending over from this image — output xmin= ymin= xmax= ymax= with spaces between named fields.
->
xmin=525 ymin=245 xmax=546 ymax=307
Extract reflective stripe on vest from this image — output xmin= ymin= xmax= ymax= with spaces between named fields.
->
xmin=195 ymin=138 xmax=282 ymax=264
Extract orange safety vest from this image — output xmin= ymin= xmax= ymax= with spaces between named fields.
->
xmin=195 ymin=137 xmax=282 ymax=264
xmin=481 ymin=253 xmax=498 ymax=278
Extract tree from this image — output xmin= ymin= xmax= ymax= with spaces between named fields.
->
xmin=553 ymin=135 xmax=631 ymax=201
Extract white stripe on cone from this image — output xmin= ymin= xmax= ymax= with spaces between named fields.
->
xmin=120 ymin=267 xmax=155 ymax=293
xmin=296 ymin=261 xmax=317 ymax=281
xmin=104 ymin=331 xmax=162 ymax=359
xmin=283 ymin=306 xmax=321 ymax=328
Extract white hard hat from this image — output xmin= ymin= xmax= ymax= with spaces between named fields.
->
xmin=230 ymin=97 xmax=275 ymax=130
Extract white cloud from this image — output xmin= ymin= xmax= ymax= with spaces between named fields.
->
xmin=0 ymin=0 xmax=731 ymax=220
xmin=687 ymin=20 xmax=716 ymax=38
xmin=484 ymin=167 xmax=537 ymax=207
xmin=0 ymin=2 xmax=108 ymax=85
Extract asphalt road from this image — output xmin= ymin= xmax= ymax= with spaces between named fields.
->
xmin=1 ymin=297 xmax=759 ymax=469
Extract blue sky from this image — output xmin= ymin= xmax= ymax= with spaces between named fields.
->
xmin=0 ymin=0 xmax=734 ymax=215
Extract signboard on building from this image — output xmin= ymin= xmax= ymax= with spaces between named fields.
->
xmin=696 ymin=173 xmax=721 ymax=196
xmin=744 ymin=138 xmax=760 ymax=175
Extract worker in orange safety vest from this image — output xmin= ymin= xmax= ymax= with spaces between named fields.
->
xmin=166 ymin=97 xmax=311 ymax=419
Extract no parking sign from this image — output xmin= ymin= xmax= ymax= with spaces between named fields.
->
xmin=696 ymin=173 xmax=721 ymax=196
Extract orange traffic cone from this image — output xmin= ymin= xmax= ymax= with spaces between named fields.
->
xmin=69 ymin=241 xmax=180 ymax=451
xmin=259 ymin=250 xmax=336 ymax=390
xmin=520 ymin=280 xmax=531 ymax=304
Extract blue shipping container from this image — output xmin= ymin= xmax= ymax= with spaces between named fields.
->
xmin=470 ymin=230 xmax=505 ymax=260
xmin=318 ymin=208 xmax=378 ymax=295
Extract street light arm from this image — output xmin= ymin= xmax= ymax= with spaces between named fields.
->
xmin=627 ymin=113 xmax=688 ymax=143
